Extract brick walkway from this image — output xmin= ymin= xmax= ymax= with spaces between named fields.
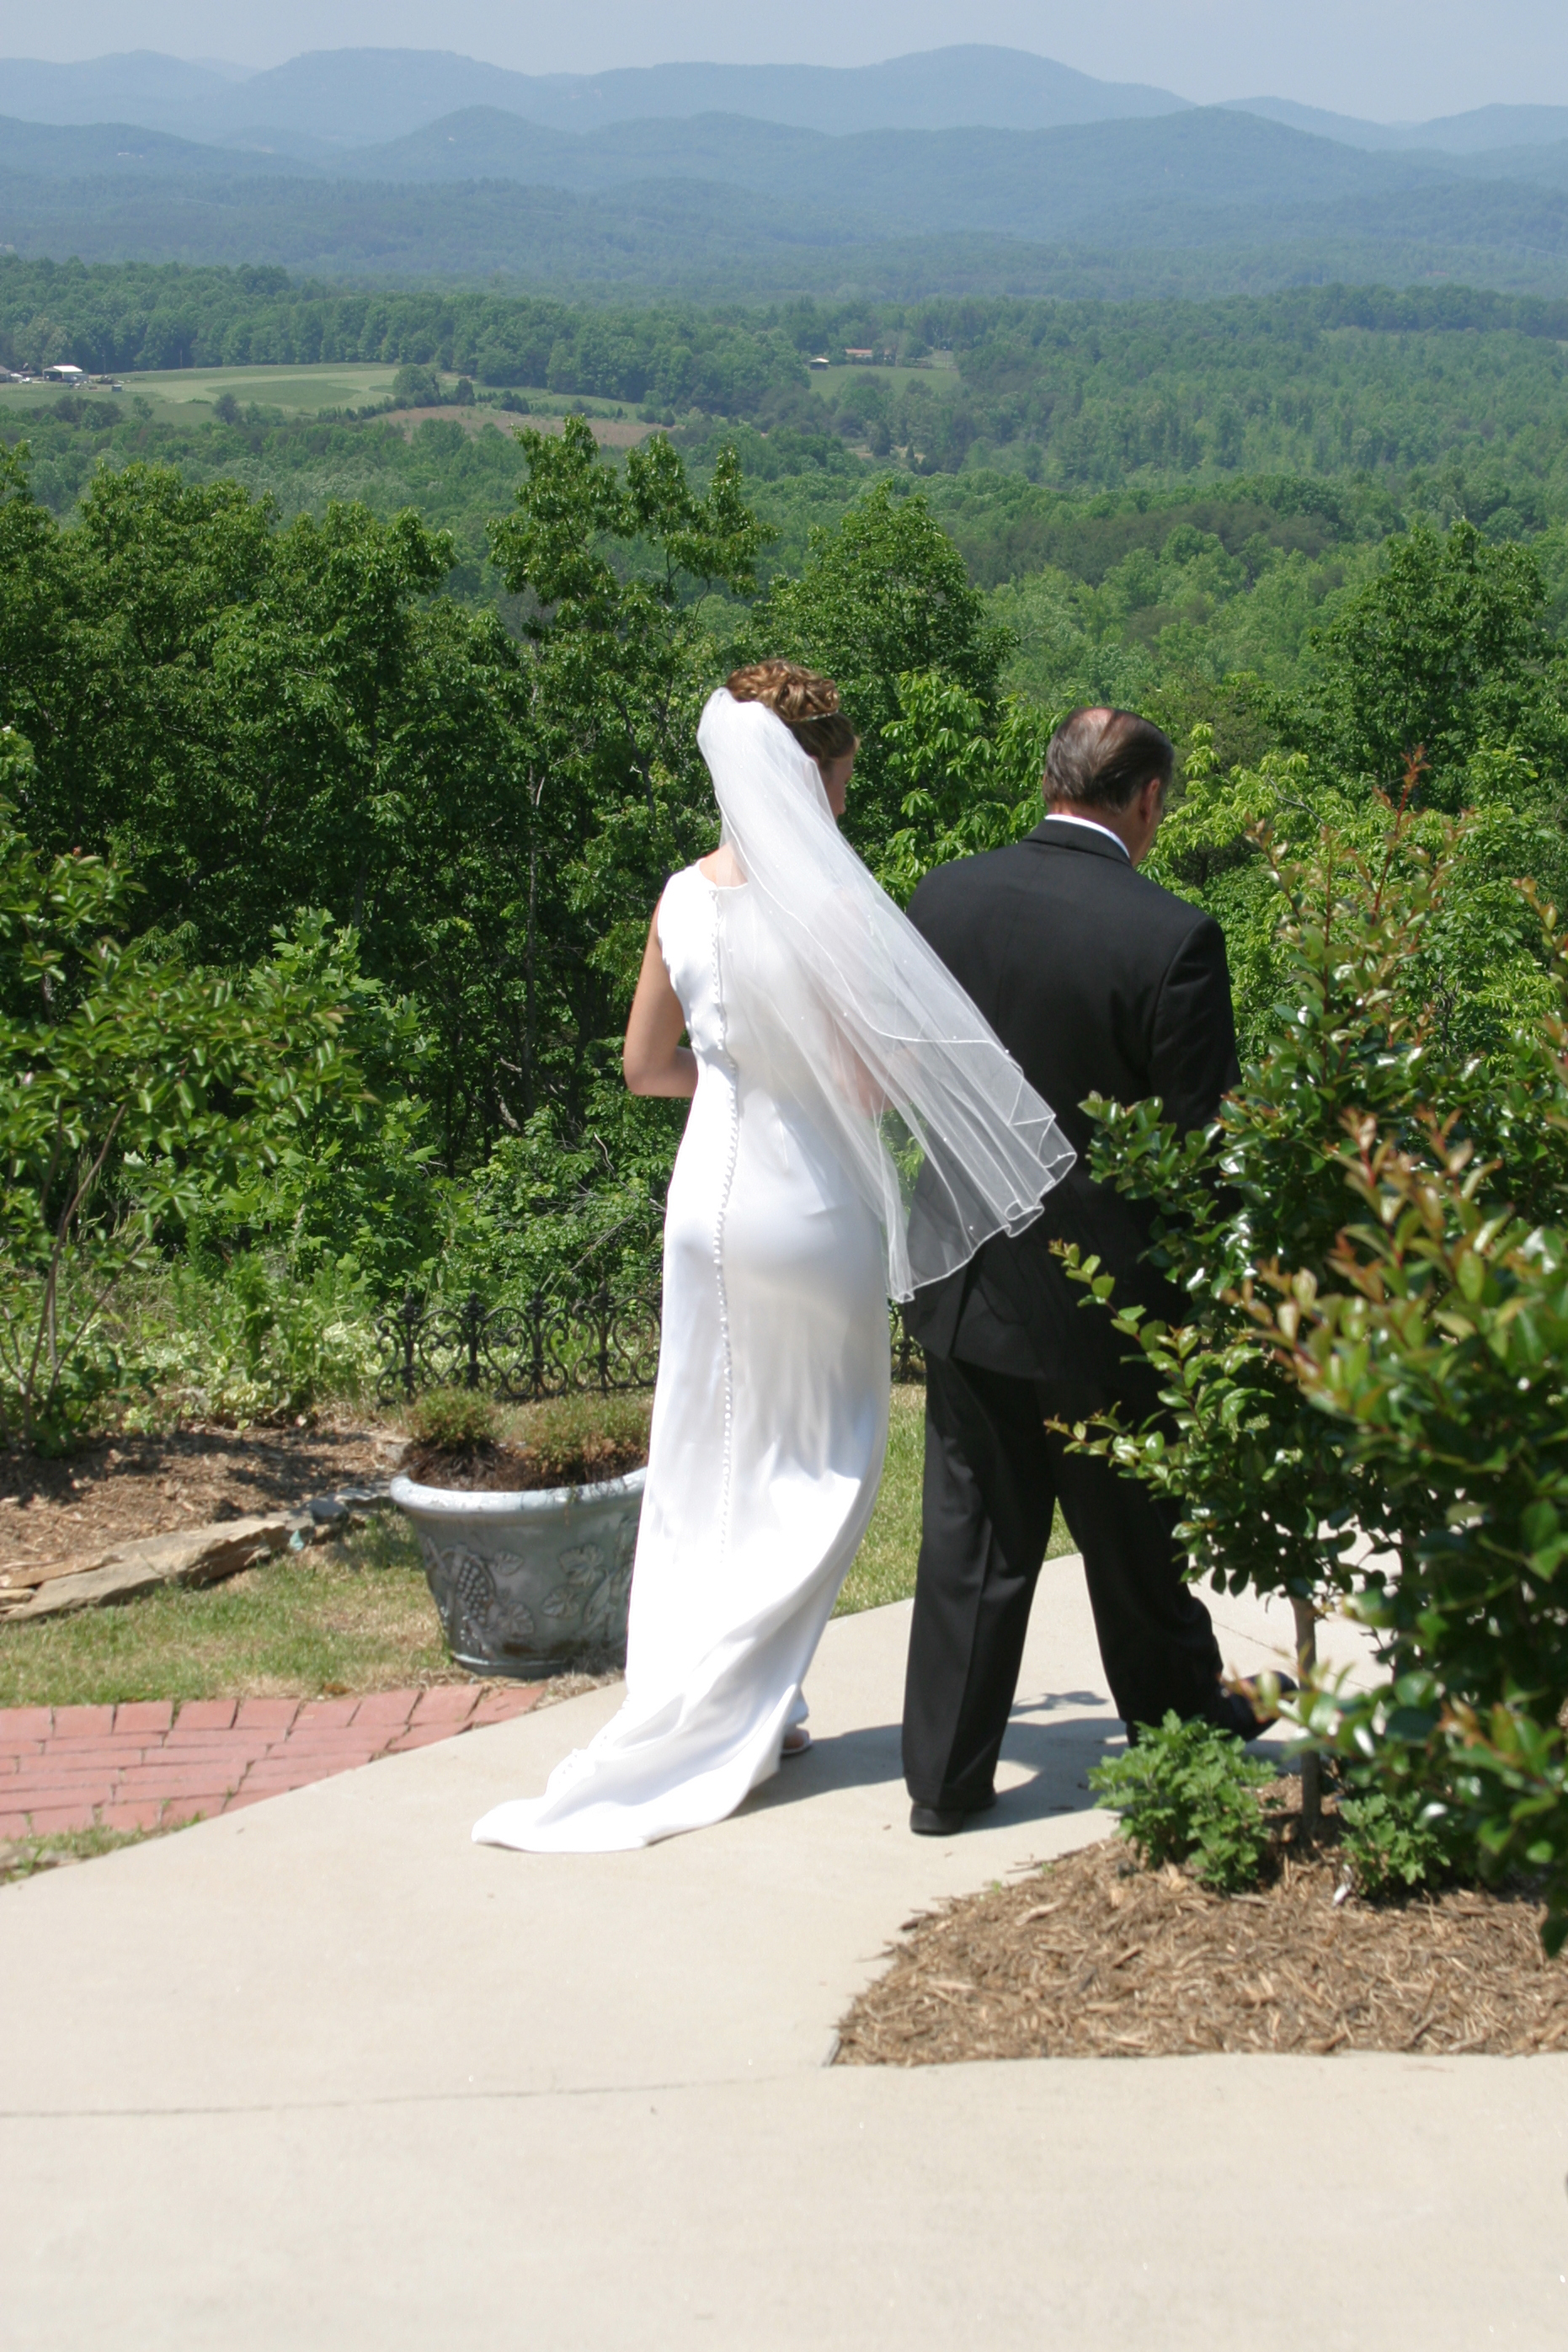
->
xmin=0 ymin=1685 xmax=543 ymax=1840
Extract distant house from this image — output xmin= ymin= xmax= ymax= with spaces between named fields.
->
xmin=845 ymin=349 xmax=876 ymax=363
xmin=42 ymin=364 xmax=85 ymax=384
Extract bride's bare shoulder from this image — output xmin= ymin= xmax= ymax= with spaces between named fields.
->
xmin=696 ymin=843 xmax=745 ymax=888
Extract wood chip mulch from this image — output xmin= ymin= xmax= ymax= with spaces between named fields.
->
xmin=836 ymin=1793 xmax=1568 ymax=2066
xmin=0 ymin=1422 xmax=407 ymax=1576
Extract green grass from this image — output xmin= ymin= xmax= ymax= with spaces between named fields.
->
xmin=0 ymin=1385 xmax=1074 ymax=1705
xmin=834 ymin=1384 xmax=1075 ymax=1615
xmin=0 ymin=1822 xmax=153 ymax=1885
xmin=0 ymin=1512 xmax=457 ymax=1711
xmin=0 ymin=365 xmax=640 ymax=429
xmin=805 ymin=360 xmax=960 ymax=403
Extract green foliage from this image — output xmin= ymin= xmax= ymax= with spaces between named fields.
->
xmin=392 ymin=364 xmax=442 ymax=405
xmin=129 ymin=1251 xmax=382 ymax=1425
xmin=744 ymin=481 xmax=1011 ymax=854
xmin=485 ymin=417 xmax=770 ymax=1119
xmin=874 ymin=671 xmax=1052 ymax=903
xmin=408 ymin=1385 xmax=502 ymax=1451
xmin=1251 ymin=1134 xmax=1568 ymax=1949
xmin=0 ymin=791 xmax=368 ymax=1447
xmin=1338 ymin=1789 xmax=1457 ymax=1897
xmin=1289 ymin=520 xmax=1568 ymax=807
xmin=1090 ymin=1711 xmax=1276 ymax=1892
xmin=1063 ymin=781 xmax=1568 ymax=1948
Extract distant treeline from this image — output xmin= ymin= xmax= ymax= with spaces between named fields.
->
xmin=11 ymin=251 xmax=1568 ymax=388
xmin=8 ymin=260 xmax=1568 ymax=508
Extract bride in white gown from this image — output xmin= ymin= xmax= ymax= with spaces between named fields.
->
xmin=472 ymin=664 xmax=1072 ymax=1854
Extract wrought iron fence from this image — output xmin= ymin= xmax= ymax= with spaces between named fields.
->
xmin=376 ymin=1288 xmax=925 ymax=1401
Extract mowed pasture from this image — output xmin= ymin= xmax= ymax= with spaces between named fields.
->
xmin=0 ymin=361 xmax=648 ymax=428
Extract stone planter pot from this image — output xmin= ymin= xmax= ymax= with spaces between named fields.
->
xmin=390 ymin=1467 xmax=646 ymax=1679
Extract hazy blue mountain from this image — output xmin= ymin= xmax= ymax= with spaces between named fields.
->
xmin=342 ymin=108 xmax=1453 ymax=240
xmin=1227 ymin=94 xmax=1568 ymax=154
xmin=0 ymin=45 xmax=1189 ymax=147
xmin=470 ymin=46 xmax=1189 ymax=136
xmin=1448 ymin=140 xmax=1568 ymax=189
xmin=4 ymin=165 xmax=1567 ymax=303
xmin=8 ymin=45 xmax=1568 ymax=162
xmin=0 ymin=50 xmax=238 ymax=132
xmin=0 ymin=104 xmax=1464 ymax=246
xmin=0 ymin=115 xmax=322 ymax=179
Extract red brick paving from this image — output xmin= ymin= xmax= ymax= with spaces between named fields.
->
xmin=0 ymin=1684 xmax=543 ymax=1842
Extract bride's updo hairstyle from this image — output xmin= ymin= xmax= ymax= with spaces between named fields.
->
xmin=726 ymin=660 xmax=857 ymax=768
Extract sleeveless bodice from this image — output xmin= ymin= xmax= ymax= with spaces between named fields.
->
xmin=656 ymin=863 xmax=733 ymax=1065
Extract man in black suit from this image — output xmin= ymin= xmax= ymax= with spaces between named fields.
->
xmin=901 ymin=706 xmax=1263 ymax=1836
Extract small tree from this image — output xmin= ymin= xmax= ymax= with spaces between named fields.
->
xmin=1249 ymin=1126 xmax=1568 ymax=1949
xmin=1059 ymin=769 xmax=1568 ymax=1839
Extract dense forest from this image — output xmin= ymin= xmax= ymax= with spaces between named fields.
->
xmin=6 ymin=261 xmax=1568 ymax=1372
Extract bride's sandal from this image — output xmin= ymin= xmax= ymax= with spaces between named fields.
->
xmin=781 ymin=1725 xmax=813 ymax=1758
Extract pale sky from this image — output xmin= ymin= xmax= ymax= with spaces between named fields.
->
xmin=7 ymin=1 xmax=1565 ymax=123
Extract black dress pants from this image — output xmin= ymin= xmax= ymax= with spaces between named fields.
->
xmin=901 ymin=1352 xmax=1225 ymax=1809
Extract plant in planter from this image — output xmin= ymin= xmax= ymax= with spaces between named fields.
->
xmin=392 ymin=1389 xmax=652 ymax=1678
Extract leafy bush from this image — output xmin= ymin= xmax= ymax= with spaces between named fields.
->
xmin=128 ymin=1252 xmax=382 ymax=1426
xmin=408 ymin=1386 xmax=502 ymax=1451
xmin=0 ymin=775 xmax=369 ymax=1448
xmin=1062 ymin=775 xmax=1568 ymax=1945
xmin=1254 ymin=1136 xmax=1568 ymax=1946
xmin=1090 ymin=1712 xmax=1276 ymax=1892
xmin=1338 ymin=1789 xmax=1456 ymax=1897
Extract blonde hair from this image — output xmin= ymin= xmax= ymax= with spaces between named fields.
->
xmin=726 ymin=660 xmax=858 ymax=765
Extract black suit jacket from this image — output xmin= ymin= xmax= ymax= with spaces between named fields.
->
xmin=905 ymin=817 xmax=1240 ymax=1409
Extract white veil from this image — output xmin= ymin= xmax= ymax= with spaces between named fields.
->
xmin=696 ymin=688 xmax=1075 ymax=1302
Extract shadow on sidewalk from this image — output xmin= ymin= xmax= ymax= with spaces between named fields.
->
xmin=744 ymin=1698 xmax=1123 ymax=1830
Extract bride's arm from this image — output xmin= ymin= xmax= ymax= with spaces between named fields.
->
xmin=623 ymin=904 xmax=698 ymax=1098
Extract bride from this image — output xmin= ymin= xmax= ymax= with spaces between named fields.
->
xmin=472 ymin=663 xmax=1073 ymax=1853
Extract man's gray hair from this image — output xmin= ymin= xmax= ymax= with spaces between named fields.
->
xmin=1045 ymin=707 xmax=1176 ymax=813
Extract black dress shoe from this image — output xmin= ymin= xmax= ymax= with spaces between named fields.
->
xmin=909 ymin=1793 xmax=998 ymax=1837
xmin=1212 ymin=1673 xmax=1299 ymax=1741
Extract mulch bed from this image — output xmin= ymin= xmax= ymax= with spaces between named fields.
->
xmin=0 ymin=1422 xmax=406 ymax=1576
xmin=836 ymin=1786 xmax=1568 ymax=2064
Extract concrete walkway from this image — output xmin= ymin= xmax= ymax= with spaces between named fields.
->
xmin=3 ymin=1563 xmax=1564 ymax=2349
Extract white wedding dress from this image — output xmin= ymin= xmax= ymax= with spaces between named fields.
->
xmin=472 ymin=862 xmax=892 ymax=1853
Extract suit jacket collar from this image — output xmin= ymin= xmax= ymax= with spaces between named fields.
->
xmin=1027 ymin=814 xmax=1133 ymax=865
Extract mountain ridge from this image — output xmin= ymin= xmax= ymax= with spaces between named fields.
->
xmin=3 ymin=45 xmax=1565 ymax=158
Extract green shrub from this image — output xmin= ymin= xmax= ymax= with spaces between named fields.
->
xmin=0 ymin=781 xmax=369 ymax=1450
xmin=1059 ymin=781 xmax=1568 ymax=1948
xmin=408 ymin=1386 xmax=501 ymax=1451
xmin=1338 ymin=1789 xmax=1456 ymax=1897
xmin=1089 ymin=1712 xmax=1276 ymax=1893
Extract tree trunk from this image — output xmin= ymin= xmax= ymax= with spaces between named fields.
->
xmin=1292 ymin=1593 xmax=1322 ymax=1838
xmin=524 ymin=840 xmax=537 ymax=1117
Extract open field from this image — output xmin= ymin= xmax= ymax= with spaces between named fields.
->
xmin=0 ymin=363 xmax=646 ymax=427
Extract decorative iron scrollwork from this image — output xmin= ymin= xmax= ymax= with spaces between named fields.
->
xmin=376 ymin=1287 xmax=923 ymax=1400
